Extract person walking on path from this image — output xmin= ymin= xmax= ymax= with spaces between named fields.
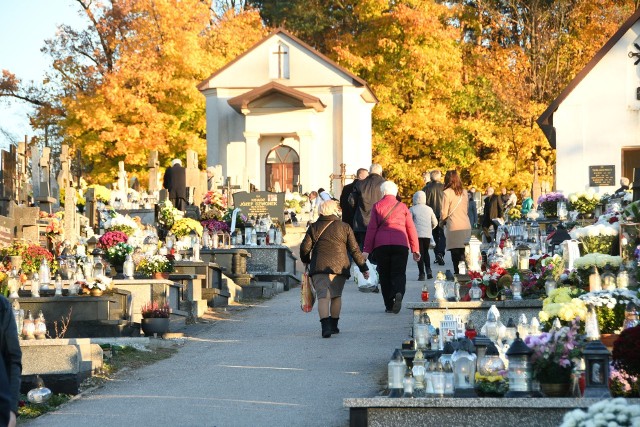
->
xmin=162 ymin=159 xmax=188 ymax=212
xmin=340 ymin=168 xmax=368 ymax=230
xmin=363 ymin=181 xmax=420 ymax=314
xmin=0 ymin=295 xmax=21 ymax=427
xmin=409 ymin=190 xmax=437 ymax=281
xmin=349 ymin=164 xmax=386 ymax=251
xmin=423 ymin=170 xmax=446 ymax=265
xmin=482 ymin=186 xmax=503 ymax=243
xmin=300 ymin=200 xmax=369 ymax=338
xmin=467 ymin=186 xmax=478 ymax=228
xmin=440 ymin=170 xmax=472 ymax=274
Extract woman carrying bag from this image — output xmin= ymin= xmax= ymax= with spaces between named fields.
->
xmin=440 ymin=170 xmax=471 ymax=274
xmin=300 ymin=200 xmax=369 ymax=338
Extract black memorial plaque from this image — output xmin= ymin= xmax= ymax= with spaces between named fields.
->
xmin=232 ymin=191 xmax=286 ymax=226
xmin=589 ymin=165 xmax=615 ymax=187
xmin=0 ymin=216 xmax=14 ymax=246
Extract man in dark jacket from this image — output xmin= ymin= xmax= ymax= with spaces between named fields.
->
xmin=482 ymin=186 xmax=503 ymax=243
xmin=423 ymin=170 xmax=446 ymax=265
xmin=163 ymin=159 xmax=187 ymax=211
xmin=340 ymin=168 xmax=368 ymax=230
xmin=348 ymin=164 xmax=386 ymax=250
xmin=1 ymin=295 xmax=21 ymax=427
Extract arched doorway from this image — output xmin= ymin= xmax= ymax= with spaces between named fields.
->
xmin=265 ymin=145 xmax=299 ymax=192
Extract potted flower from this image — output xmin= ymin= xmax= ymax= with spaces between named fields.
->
xmin=1 ymin=241 xmax=28 ymax=271
xmin=612 ymin=325 xmax=640 ymax=380
xmin=136 ymin=255 xmax=174 ymax=279
xmin=572 ymin=253 xmax=622 ymax=289
xmin=170 ymin=218 xmax=204 ymax=239
xmin=569 ymin=221 xmax=619 ymax=255
xmin=538 ymin=287 xmax=588 ymax=331
xmin=579 ymin=289 xmax=640 ymax=345
xmin=609 ymin=365 xmax=639 ymax=398
xmin=157 ymin=200 xmax=183 ymax=230
xmin=98 ymin=230 xmax=129 ymax=249
xmin=105 ymin=242 xmax=134 ymax=268
xmin=103 ymin=213 xmax=139 ymax=237
xmin=537 ymin=192 xmax=568 ymax=218
xmin=21 ymin=244 xmax=57 ymax=275
xmin=568 ymin=190 xmax=601 ymax=217
xmin=524 ymin=319 xmax=583 ymax=397
xmin=140 ymin=301 xmax=171 ymax=336
xmin=560 ymin=398 xmax=640 ymax=426
xmin=82 ymin=276 xmax=112 ymax=296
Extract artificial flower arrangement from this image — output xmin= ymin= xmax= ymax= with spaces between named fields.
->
xmin=98 ymin=230 xmax=129 ymax=249
xmin=222 ymin=208 xmax=248 ymax=228
xmin=569 ymin=221 xmax=619 ymax=255
xmin=572 ymin=253 xmax=622 ymax=289
xmin=568 ymin=190 xmax=601 ymax=214
xmin=578 ymin=290 xmax=640 ymax=335
xmin=610 ymin=364 xmax=639 ymax=398
xmin=157 ymin=199 xmax=183 ymax=229
xmin=103 ymin=213 xmax=139 ymax=237
xmin=524 ymin=319 xmax=582 ymax=384
xmin=105 ymin=242 xmax=134 ymax=265
xmin=141 ymin=301 xmax=171 ymax=319
xmin=538 ymin=287 xmax=588 ymax=329
xmin=136 ymin=255 xmax=174 ymax=277
xmin=202 ymin=190 xmax=227 ymax=211
xmin=44 ymin=215 xmax=65 ymax=241
xmin=482 ymin=263 xmax=512 ymax=300
xmin=537 ymin=192 xmax=569 ymax=218
xmin=80 ymin=275 xmax=112 ymax=294
xmin=21 ymin=244 xmax=57 ymax=275
xmin=87 ymin=184 xmax=111 ymax=204
xmin=539 ymin=254 xmax=566 ymax=283
xmin=474 ymin=372 xmax=509 ymax=397
xmin=560 ymin=397 xmax=640 ymax=427
xmin=200 ymin=209 xmax=231 ymax=233
xmin=507 ymin=207 xmax=521 ymax=220
xmin=170 ymin=218 xmax=204 ymax=239
xmin=0 ymin=241 xmax=28 ymax=259
xmin=284 ymin=192 xmax=308 ymax=214
xmin=622 ymin=200 xmax=640 ymax=223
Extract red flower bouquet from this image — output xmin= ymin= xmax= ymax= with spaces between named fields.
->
xmin=98 ymin=231 xmax=129 ymax=249
xmin=612 ymin=325 xmax=640 ymax=377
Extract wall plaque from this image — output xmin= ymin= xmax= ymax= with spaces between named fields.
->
xmin=589 ymin=165 xmax=615 ymax=187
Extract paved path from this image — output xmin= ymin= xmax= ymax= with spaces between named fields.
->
xmin=26 ymin=250 xmax=454 ymax=427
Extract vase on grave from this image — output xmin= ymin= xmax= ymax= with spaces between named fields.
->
xmin=153 ymin=272 xmax=170 ymax=280
xmin=141 ymin=318 xmax=170 ymax=337
xmin=90 ymin=288 xmax=103 ymax=297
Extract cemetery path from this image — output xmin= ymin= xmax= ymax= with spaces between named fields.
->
xmin=24 ymin=252 xmax=450 ymax=427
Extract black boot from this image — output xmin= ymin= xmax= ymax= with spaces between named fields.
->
xmin=330 ymin=317 xmax=340 ymax=334
xmin=320 ymin=318 xmax=332 ymax=338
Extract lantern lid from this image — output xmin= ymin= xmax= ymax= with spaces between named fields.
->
xmin=516 ymin=243 xmax=530 ymax=251
xmin=433 ymin=361 xmax=444 ymax=372
xmin=442 ymin=342 xmax=456 ymax=355
xmin=391 ymin=348 xmax=404 ymax=362
xmin=443 ymin=361 xmax=453 ymax=372
xmin=487 ymin=311 xmax=497 ymax=322
xmin=92 ymin=248 xmax=104 ymax=256
xmin=414 ymin=349 xmax=424 ymax=360
xmin=506 ymin=317 xmax=516 ymax=328
xmin=485 ymin=342 xmax=500 ymax=356
xmin=583 ymin=339 xmax=610 ymax=356
xmin=506 ymin=333 xmax=533 ymax=357
xmin=473 ymin=335 xmax=492 ymax=348
xmin=457 ymin=337 xmax=475 ymax=353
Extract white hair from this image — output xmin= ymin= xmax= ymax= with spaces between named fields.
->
xmin=380 ymin=181 xmax=398 ymax=196
xmin=171 ymin=159 xmax=182 ymax=166
xmin=318 ymin=200 xmax=339 ymax=216
xmin=370 ymin=163 xmax=383 ymax=175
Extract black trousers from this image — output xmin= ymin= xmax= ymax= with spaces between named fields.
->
xmin=417 ymin=237 xmax=431 ymax=276
xmin=450 ymin=248 xmax=466 ymax=274
xmin=432 ymin=226 xmax=446 ymax=258
xmin=374 ymin=245 xmax=409 ymax=310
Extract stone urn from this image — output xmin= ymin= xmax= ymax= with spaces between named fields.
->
xmin=141 ymin=318 xmax=170 ymax=337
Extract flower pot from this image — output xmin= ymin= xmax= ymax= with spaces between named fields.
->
xmin=600 ymin=333 xmax=620 ymax=350
xmin=153 ymin=272 xmax=170 ymax=280
xmin=141 ymin=317 xmax=170 ymax=336
xmin=540 ymin=382 xmax=571 ymax=397
xmin=90 ymin=288 xmax=103 ymax=297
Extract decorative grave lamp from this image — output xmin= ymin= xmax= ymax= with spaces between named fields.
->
xmin=54 ymin=274 xmax=63 ymax=297
xmin=552 ymin=317 xmax=562 ymax=331
xmin=601 ymin=265 xmax=616 ymax=291
xmin=86 ymin=235 xmax=99 ymax=256
xmin=34 ymin=310 xmax=47 ymax=340
xmin=505 ymin=332 xmax=534 ymax=397
xmin=22 ymin=310 xmax=35 ymax=340
xmin=444 ymin=270 xmax=457 ymax=302
xmin=402 ymin=368 xmax=415 ymax=398
xmin=511 ymin=273 xmax=522 ymax=300
xmin=480 ymin=308 xmax=500 ymax=344
xmin=504 ymin=317 xmax=517 ymax=346
xmin=443 ymin=361 xmax=455 ymax=396
xmin=431 ymin=327 xmax=441 ymax=351
xmin=424 ymin=359 xmax=435 ymax=396
xmin=190 ymin=229 xmax=201 ymax=261
xmin=414 ymin=321 xmax=430 ymax=350
xmin=464 ymin=236 xmax=482 ymax=272
xmin=468 ymin=280 xmax=483 ymax=301
xmin=589 ymin=265 xmax=601 ymax=292
xmin=431 ymin=361 xmax=446 ymax=397
xmin=30 ymin=273 xmax=40 ymax=298
xmin=452 ymin=338 xmax=477 ymax=397
xmin=623 ymin=302 xmax=638 ymax=330
xmin=92 ymin=248 xmax=105 ymax=277
xmin=516 ymin=243 xmax=531 ymax=271
xmin=8 ymin=267 xmax=19 ymax=299
xmin=12 ymin=300 xmax=23 ymax=337
xmin=617 ymin=265 xmax=629 ymax=289
xmin=434 ymin=271 xmax=446 ymax=301
xmin=27 ymin=376 xmax=52 ymax=404
xmin=544 ymin=276 xmax=556 ymax=296
xmin=557 ymin=200 xmax=568 ymax=221
xmin=411 ymin=349 xmax=426 ymax=397
xmin=123 ymin=253 xmax=135 ymax=279
xmin=39 ymin=258 xmax=51 ymax=290
xmin=464 ymin=321 xmax=477 ymax=340
xmin=472 ymin=335 xmax=492 ymax=373
xmin=438 ymin=341 xmax=456 ymax=371
xmin=517 ymin=313 xmax=529 ymax=338
xmin=582 ymin=310 xmax=612 ymax=399
xmin=478 ymin=342 xmax=505 ymax=376
xmin=143 ymin=235 xmax=159 ymax=255
xmin=387 ymin=349 xmax=406 ymax=398
xmin=530 ymin=317 xmax=541 ymax=335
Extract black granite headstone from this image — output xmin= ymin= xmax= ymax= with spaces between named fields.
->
xmin=232 ymin=191 xmax=286 ymax=227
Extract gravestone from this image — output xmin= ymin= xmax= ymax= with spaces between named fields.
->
xmin=11 ymin=204 xmax=41 ymax=243
xmin=148 ymin=150 xmax=161 ymax=193
xmin=64 ymin=184 xmax=79 ymax=246
xmin=84 ymin=188 xmax=99 ymax=233
xmin=232 ymin=191 xmax=286 ymax=227
xmin=16 ymin=141 xmax=30 ymax=205
xmin=57 ymin=145 xmax=72 ymax=191
xmin=0 ymin=216 xmax=15 ymax=246
xmin=31 ymin=145 xmax=41 ymax=199
xmin=35 ymin=146 xmax=56 ymax=213
xmin=185 ymin=150 xmax=204 ymax=206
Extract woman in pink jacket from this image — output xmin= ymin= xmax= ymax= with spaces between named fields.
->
xmin=363 ymin=181 xmax=420 ymax=313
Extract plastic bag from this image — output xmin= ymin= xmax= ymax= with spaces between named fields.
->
xmin=355 ymin=260 xmax=379 ymax=293
xmin=300 ymin=271 xmax=315 ymax=312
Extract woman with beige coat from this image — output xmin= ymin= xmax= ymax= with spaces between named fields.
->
xmin=439 ymin=170 xmax=471 ymax=274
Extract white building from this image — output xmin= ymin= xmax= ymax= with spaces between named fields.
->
xmin=197 ymin=29 xmax=377 ymax=196
xmin=537 ymin=9 xmax=640 ymax=194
